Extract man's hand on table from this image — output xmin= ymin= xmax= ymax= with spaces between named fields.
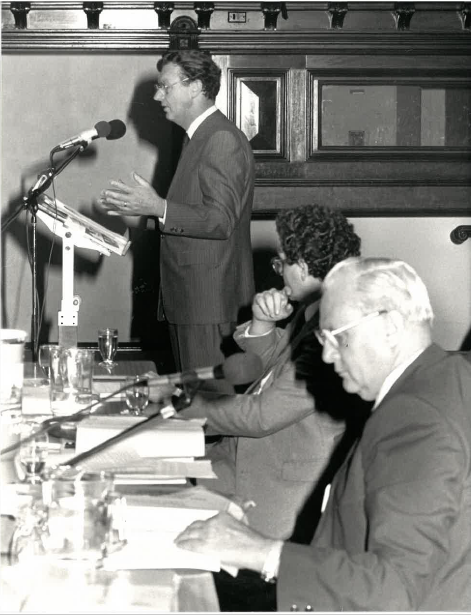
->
xmin=174 ymin=510 xmax=277 ymax=574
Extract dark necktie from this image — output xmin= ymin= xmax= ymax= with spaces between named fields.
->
xmin=181 ymin=134 xmax=190 ymax=154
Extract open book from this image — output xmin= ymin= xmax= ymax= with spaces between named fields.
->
xmin=104 ymin=486 xmax=243 ymax=575
xmin=37 ymin=193 xmax=130 ymax=257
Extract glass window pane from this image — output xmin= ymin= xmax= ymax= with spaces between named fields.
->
xmin=320 ymin=84 xmax=471 ymax=147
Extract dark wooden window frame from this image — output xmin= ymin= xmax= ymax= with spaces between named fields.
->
xmin=3 ymin=19 xmax=471 ymax=217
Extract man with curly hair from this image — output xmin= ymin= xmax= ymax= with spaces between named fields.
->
xmin=181 ymin=204 xmax=370 ymax=538
xmin=99 ymin=50 xmax=255 ymax=390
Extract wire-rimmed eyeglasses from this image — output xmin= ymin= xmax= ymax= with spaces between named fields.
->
xmin=154 ymin=77 xmax=190 ymax=95
xmin=315 ymin=310 xmax=388 ymax=350
xmin=271 ymin=256 xmax=285 ymax=276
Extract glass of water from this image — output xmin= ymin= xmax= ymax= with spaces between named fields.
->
xmin=16 ymin=422 xmax=49 ymax=484
xmin=98 ymin=328 xmax=118 ymax=368
xmin=38 ymin=344 xmax=58 ymax=382
xmin=124 ymin=376 xmax=149 ymax=415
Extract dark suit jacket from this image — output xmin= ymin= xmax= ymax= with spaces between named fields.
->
xmin=160 ymin=110 xmax=255 ymax=325
xmin=277 ymin=344 xmax=471 ymax=611
xmin=183 ymin=307 xmax=370 ymax=540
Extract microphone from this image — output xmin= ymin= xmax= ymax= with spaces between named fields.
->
xmin=106 ymin=119 xmax=126 ymax=141
xmin=51 ymin=120 xmax=111 ymax=152
xmin=0 ymin=353 xmax=263 ymax=458
xmin=143 ymin=352 xmax=263 ymax=387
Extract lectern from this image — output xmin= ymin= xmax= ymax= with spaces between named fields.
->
xmin=36 ymin=194 xmax=130 ymax=348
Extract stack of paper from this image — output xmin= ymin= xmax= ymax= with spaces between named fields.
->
xmin=73 ymin=416 xmax=214 ymax=483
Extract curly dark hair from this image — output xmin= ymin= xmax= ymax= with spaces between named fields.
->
xmin=275 ymin=204 xmax=361 ymax=280
xmin=156 ymin=50 xmax=221 ymax=100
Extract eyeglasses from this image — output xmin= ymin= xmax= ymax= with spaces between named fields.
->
xmin=154 ymin=77 xmax=190 ymax=95
xmin=271 ymin=256 xmax=286 ymax=276
xmin=315 ymin=310 xmax=388 ymax=350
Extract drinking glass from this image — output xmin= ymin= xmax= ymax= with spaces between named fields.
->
xmin=16 ymin=423 xmax=49 ymax=484
xmin=98 ymin=328 xmax=118 ymax=368
xmin=38 ymin=344 xmax=57 ymax=382
xmin=41 ymin=468 xmax=127 ymax=564
xmin=124 ymin=376 xmax=149 ymax=415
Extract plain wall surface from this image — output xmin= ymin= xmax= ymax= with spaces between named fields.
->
xmin=2 ymin=53 xmax=470 ymax=350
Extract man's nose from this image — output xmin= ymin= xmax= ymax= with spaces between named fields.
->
xmin=154 ymin=88 xmax=164 ymax=102
xmin=322 ymin=341 xmax=339 ymax=364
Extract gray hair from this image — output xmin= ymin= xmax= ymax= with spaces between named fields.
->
xmin=323 ymin=257 xmax=434 ymax=325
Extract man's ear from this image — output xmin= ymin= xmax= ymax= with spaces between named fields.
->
xmin=385 ymin=310 xmax=404 ymax=347
xmin=190 ymin=79 xmax=203 ymax=98
xmin=299 ymin=259 xmax=309 ymax=280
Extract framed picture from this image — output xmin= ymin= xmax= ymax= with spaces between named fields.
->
xmin=228 ymin=69 xmax=288 ymax=160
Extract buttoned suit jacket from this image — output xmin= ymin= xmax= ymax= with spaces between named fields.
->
xmin=277 ymin=344 xmax=471 ymax=611
xmin=182 ymin=307 xmax=369 ymax=540
xmin=160 ymin=110 xmax=255 ymax=325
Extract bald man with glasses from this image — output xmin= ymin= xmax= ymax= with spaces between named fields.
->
xmin=176 ymin=257 xmax=471 ymax=612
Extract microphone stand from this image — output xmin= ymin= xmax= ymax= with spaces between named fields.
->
xmin=1 ymin=146 xmax=84 ymax=374
xmin=0 ymin=377 xmax=200 ymax=457
xmin=63 ymin=381 xmax=202 ymax=470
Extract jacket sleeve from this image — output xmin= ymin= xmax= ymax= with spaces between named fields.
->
xmin=276 ymin=393 xmax=469 ymax=611
xmin=164 ymin=130 xmax=252 ymax=239
xmin=180 ymin=329 xmax=349 ymax=437
xmin=180 ymin=358 xmax=316 ymax=437
xmin=233 ymin=321 xmax=287 ymax=369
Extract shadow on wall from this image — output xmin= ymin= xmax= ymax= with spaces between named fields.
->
xmin=0 ymin=148 xmax=114 ymax=342
xmin=460 ymin=326 xmax=471 ymax=351
xmin=124 ymin=77 xmax=186 ymax=373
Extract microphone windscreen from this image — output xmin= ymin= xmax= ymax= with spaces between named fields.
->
xmin=95 ymin=121 xmax=111 ymax=138
xmin=107 ymin=119 xmax=127 ymax=141
xmin=222 ymin=352 xmax=263 ymax=386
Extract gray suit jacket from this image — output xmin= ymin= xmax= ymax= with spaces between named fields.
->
xmin=182 ymin=308 xmax=368 ymax=539
xmin=160 ymin=110 xmax=255 ymax=325
xmin=278 ymin=344 xmax=471 ymax=611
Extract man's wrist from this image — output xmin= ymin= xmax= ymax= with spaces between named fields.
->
xmin=246 ymin=320 xmax=275 ymax=337
xmin=260 ymin=539 xmax=284 ymax=583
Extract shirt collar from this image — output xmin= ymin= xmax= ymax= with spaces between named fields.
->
xmin=187 ymin=105 xmax=217 ymax=139
xmin=373 ymin=347 xmax=427 ymax=410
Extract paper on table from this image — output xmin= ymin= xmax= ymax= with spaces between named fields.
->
xmin=106 ymin=458 xmax=217 ymax=483
xmin=21 ymin=384 xmax=52 ymax=416
xmin=103 ymin=529 xmax=222 ymax=573
xmin=75 ymin=416 xmax=206 ymax=460
xmin=105 ymin=487 xmax=243 ymax=576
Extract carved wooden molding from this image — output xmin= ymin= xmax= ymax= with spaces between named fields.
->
xmin=168 ymin=15 xmax=199 ymax=49
xmin=459 ymin=3 xmax=471 ymax=30
xmin=393 ymin=3 xmax=415 ymax=31
xmin=154 ymin=2 xmax=174 ymax=29
xmin=83 ymin=2 xmax=103 ymax=30
xmin=3 ymin=30 xmax=471 ymax=53
xmin=194 ymin=2 xmax=214 ymax=30
xmin=450 ymin=225 xmax=471 ymax=243
xmin=10 ymin=2 xmax=31 ymax=29
xmin=327 ymin=3 xmax=348 ymax=30
xmin=261 ymin=2 xmax=282 ymax=31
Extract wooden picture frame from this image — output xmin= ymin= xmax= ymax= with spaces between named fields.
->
xmin=228 ymin=69 xmax=288 ymax=160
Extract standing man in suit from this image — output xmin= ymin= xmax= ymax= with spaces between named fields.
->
xmin=98 ymin=50 xmax=255 ymax=387
xmin=175 ymin=257 xmax=471 ymax=612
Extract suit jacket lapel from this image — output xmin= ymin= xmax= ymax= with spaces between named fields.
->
xmin=378 ymin=343 xmax=447 ymax=409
